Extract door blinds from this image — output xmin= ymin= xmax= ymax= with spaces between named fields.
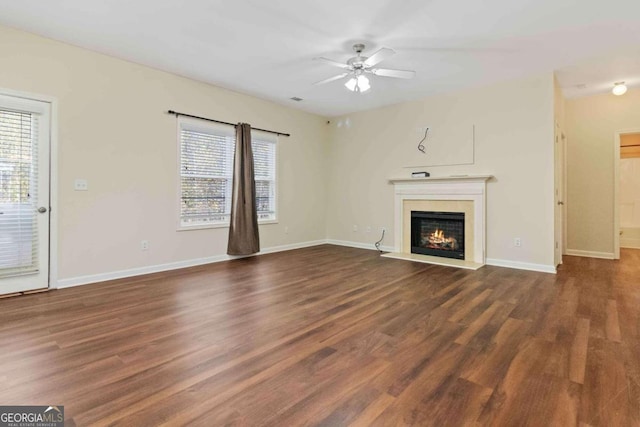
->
xmin=0 ymin=108 xmax=39 ymax=277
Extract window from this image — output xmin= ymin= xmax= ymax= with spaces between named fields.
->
xmin=252 ymin=137 xmax=277 ymax=221
xmin=179 ymin=118 xmax=276 ymax=228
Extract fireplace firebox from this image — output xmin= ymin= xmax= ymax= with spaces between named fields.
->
xmin=411 ymin=211 xmax=465 ymax=260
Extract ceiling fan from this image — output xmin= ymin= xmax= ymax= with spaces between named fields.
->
xmin=313 ymin=43 xmax=416 ymax=92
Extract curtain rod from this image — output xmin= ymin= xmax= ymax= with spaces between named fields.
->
xmin=167 ymin=110 xmax=290 ymax=137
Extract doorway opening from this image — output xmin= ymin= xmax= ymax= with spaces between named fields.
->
xmin=617 ymin=131 xmax=640 ymax=254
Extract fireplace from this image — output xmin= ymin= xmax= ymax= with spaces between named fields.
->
xmin=411 ymin=211 xmax=465 ymax=260
xmin=386 ymin=175 xmax=490 ymax=269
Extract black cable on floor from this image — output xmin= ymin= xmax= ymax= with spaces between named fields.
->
xmin=375 ymin=229 xmax=386 ymax=252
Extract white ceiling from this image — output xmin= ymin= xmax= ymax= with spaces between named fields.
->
xmin=1 ymin=0 xmax=640 ymax=116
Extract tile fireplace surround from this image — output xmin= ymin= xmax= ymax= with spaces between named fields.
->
xmin=383 ymin=175 xmax=492 ymax=270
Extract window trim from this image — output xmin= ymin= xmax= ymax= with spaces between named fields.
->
xmin=176 ymin=117 xmax=278 ymax=231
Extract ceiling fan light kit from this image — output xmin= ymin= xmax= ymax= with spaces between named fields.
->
xmin=314 ymin=43 xmax=416 ymax=93
xmin=345 ymin=74 xmax=370 ymax=92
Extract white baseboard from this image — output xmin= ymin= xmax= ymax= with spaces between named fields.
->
xmin=325 ymin=239 xmax=395 ymax=253
xmin=565 ymin=249 xmax=615 ymax=260
xmin=326 ymin=239 xmax=557 ymax=274
xmin=620 ymin=238 xmax=640 ymax=249
xmin=485 ymin=258 xmax=556 ymax=274
xmin=255 ymin=240 xmax=327 ymax=255
xmin=55 ymin=240 xmax=326 ymax=289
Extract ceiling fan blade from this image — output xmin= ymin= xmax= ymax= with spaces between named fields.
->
xmin=313 ymin=57 xmax=351 ymax=69
xmin=363 ymin=48 xmax=395 ymax=67
xmin=371 ymin=68 xmax=416 ymax=79
xmin=313 ymin=72 xmax=350 ymax=85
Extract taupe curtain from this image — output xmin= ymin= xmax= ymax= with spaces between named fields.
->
xmin=227 ymin=123 xmax=260 ymax=255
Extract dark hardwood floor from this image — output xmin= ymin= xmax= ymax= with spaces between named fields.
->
xmin=1 ymin=245 xmax=639 ymax=426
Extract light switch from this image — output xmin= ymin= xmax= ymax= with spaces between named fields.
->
xmin=74 ymin=179 xmax=88 ymax=191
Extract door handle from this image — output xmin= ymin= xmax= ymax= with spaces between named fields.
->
xmin=557 ymin=201 xmax=564 ymax=206
xmin=37 ymin=207 xmax=48 ymax=213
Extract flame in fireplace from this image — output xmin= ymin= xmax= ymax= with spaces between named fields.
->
xmin=427 ymin=229 xmax=459 ymax=250
xmin=431 ymin=229 xmax=444 ymax=241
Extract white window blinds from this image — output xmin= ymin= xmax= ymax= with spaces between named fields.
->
xmin=179 ymin=120 xmax=277 ymax=227
xmin=0 ymin=108 xmax=39 ymax=276
xmin=252 ymin=135 xmax=276 ymax=221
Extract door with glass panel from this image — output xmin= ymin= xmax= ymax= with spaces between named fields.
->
xmin=0 ymin=94 xmax=50 ymax=294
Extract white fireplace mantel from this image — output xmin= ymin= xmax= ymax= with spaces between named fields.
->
xmin=388 ymin=174 xmax=493 ymax=185
xmin=384 ymin=175 xmax=492 ymax=270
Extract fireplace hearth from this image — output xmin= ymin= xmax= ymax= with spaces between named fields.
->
xmin=411 ymin=211 xmax=465 ymax=260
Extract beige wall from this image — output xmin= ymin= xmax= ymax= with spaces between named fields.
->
xmin=565 ymin=88 xmax=640 ymax=254
xmin=554 ymin=75 xmax=566 ymax=134
xmin=0 ymin=25 xmax=329 ymax=281
xmin=327 ymin=74 xmax=556 ymax=268
xmin=0 ymin=23 xmax=559 ymax=281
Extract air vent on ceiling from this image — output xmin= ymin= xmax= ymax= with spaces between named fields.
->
xmin=290 ymin=97 xmax=303 ymax=102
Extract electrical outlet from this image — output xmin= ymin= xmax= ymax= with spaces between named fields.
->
xmin=141 ymin=240 xmax=149 ymax=251
xmin=366 ymin=226 xmax=371 ymax=233
xmin=284 ymin=226 xmax=289 ymax=234
xmin=382 ymin=227 xmax=387 ymax=233
xmin=514 ymin=238 xmax=522 ymax=247
xmin=353 ymin=225 xmax=358 ymax=232
xmin=74 ymin=179 xmax=88 ymax=191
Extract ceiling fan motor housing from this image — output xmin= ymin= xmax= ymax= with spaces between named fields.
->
xmin=348 ymin=43 xmax=368 ymax=69
xmin=348 ymin=57 xmax=367 ymax=69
